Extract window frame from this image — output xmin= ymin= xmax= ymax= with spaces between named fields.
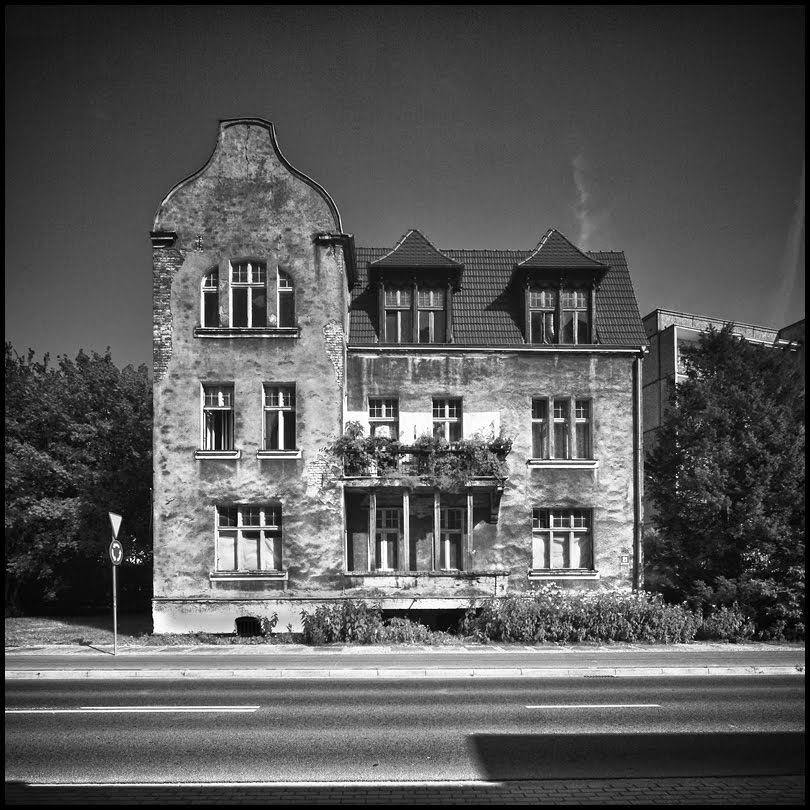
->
xmin=383 ymin=285 xmax=413 ymax=344
xmin=529 ymin=397 xmax=595 ymax=468
xmin=368 ymin=397 xmax=399 ymax=439
xmin=530 ymin=508 xmax=597 ymax=575
xmin=197 ymin=383 xmax=239 ymax=458
xmin=527 ymin=285 xmax=592 ymax=345
xmin=229 ymin=260 xmax=268 ymax=329
xmin=432 ymin=398 xmax=463 ymax=443
xmin=277 ymin=269 xmax=295 ymax=328
xmin=260 ymin=383 xmax=299 ymax=456
xmin=439 ymin=507 xmax=464 ymax=570
xmin=417 ymin=286 xmax=447 ymax=344
xmin=212 ymin=504 xmax=287 ymax=580
xmin=201 ymin=268 xmax=220 ymax=328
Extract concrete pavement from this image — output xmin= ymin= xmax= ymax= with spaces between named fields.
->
xmin=5 ymin=640 xmax=805 ymax=679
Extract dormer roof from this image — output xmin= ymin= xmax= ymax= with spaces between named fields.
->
xmin=370 ymin=229 xmax=463 ymax=269
xmin=517 ymin=228 xmax=609 ymax=270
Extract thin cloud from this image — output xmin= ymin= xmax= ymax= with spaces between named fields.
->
xmin=571 ymin=153 xmax=606 ymax=250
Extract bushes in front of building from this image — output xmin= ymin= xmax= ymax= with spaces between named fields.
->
xmin=297 ymin=590 xmax=770 ymax=645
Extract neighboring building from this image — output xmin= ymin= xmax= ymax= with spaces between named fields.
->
xmin=150 ymin=119 xmax=648 ymax=633
xmin=641 ymin=309 xmax=805 ymax=529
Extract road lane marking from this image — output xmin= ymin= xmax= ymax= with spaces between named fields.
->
xmin=6 ymin=705 xmax=260 ymax=713
xmin=526 ymin=703 xmax=661 ymax=709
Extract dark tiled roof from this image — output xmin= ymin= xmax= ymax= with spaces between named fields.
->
xmin=350 ymin=242 xmax=648 ymax=347
xmin=518 ymin=228 xmax=608 ymax=270
xmin=369 ymin=229 xmax=462 ymax=268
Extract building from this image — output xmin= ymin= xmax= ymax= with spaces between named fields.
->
xmin=150 ymin=119 xmax=648 ymax=633
xmin=641 ymin=309 xmax=805 ymax=529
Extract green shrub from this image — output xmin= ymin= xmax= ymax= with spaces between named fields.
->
xmin=379 ymin=617 xmax=458 ymax=645
xmin=460 ymin=586 xmax=703 ymax=644
xmin=300 ymin=600 xmax=384 ymax=644
xmin=695 ymin=603 xmax=755 ymax=641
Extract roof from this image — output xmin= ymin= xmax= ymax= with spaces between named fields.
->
xmin=370 ymin=229 xmax=462 ymax=269
xmin=518 ymin=228 xmax=608 ymax=270
xmin=349 ymin=237 xmax=648 ymax=347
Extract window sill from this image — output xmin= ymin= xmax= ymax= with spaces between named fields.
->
xmin=209 ymin=570 xmax=288 ymax=582
xmin=528 ymin=569 xmax=600 ymax=580
xmin=257 ymin=450 xmax=302 ymax=460
xmin=195 ymin=450 xmax=241 ymax=460
xmin=194 ymin=327 xmax=300 ymax=339
xmin=527 ymin=459 xmax=599 ymax=469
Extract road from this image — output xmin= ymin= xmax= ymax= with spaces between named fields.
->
xmin=5 ymin=675 xmax=804 ymax=785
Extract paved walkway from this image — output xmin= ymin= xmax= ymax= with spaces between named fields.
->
xmin=5 ymin=641 xmax=805 ymax=679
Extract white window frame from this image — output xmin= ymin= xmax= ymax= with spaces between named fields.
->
xmin=439 ymin=507 xmax=464 ymax=570
xmin=529 ymin=287 xmax=557 ymax=344
xmin=200 ymin=384 xmax=235 ymax=453
xmin=432 ymin=398 xmax=462 ymax=442
xmin=277 ymin=269 xmax=295 ymax=327
xmin=375 ymin=507 xmax=401 ymax=571
xmin=201 ymin=268 xmax=219 ymax=327
xmin=529 ymin=398 xmax=596 ymax=469
xmin=368 ymin=398 xmax=399 ymax=439
xmin=213 ymin=505 xmax=286 ymax=578
xmin=262 ymin=384 xmax=297 ymax=453
xmin=531 ymin=508 xmax=595 ymax=573
xmin=230 ymin=260 xmax=267 ymax=328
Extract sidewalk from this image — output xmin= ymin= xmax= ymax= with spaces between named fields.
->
xmin=5 ymin=641 xmax=805 ymax=679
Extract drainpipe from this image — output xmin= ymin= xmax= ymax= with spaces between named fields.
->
xmin=632 ymin=350 xmax=646 ymax=591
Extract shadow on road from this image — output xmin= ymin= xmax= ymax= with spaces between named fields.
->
xmin=469 ymin=731 xmax=805 ymax=780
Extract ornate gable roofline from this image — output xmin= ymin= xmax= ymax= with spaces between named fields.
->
xmin=370 ymin=228 xmax=463 ymax=269
xmin=517 ymin=228 xmax=609 ymax=270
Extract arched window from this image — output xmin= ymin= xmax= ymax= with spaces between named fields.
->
xmin=277 ymin=269 xmax=295 ymax=327
xmin=230 ymin=260 xmax=267 ymax=328
xmin=201 ymin=268 xmax=220 ymax=327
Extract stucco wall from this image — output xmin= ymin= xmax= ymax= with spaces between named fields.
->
xmin=345 ymin=350 xmax=638 ymax=592
xmin=152 ymin=121 xmax=349 ymax=604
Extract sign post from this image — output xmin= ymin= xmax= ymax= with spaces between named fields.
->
xmin=108 ymin=512 xmax=123 ymax=656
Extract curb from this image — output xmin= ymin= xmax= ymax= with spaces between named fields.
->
xmin=5 ymin=665 xmax=804 ymax=680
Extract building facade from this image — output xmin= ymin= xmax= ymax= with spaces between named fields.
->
xmin=151 ymin=119 xmax=648 ymax=633
xmin=641 ymin=309 xmax=805 ymax=529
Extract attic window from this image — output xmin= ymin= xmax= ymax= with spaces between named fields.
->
xmin=528 ymin=285 xmax=591 ymax=345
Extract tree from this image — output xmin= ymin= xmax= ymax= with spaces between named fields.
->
xmin=645 ymin=325 xmax=805 ymax=639
xmin=5 ymin=344 xmax=153 ymax=614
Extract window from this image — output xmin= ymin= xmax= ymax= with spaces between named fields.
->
xmin=440 ymin=508 xmax=464 ymax=570
xmin=433 ymin=398 xmax=462 ymax=442
xmin=201 ymin=269 xmax=219 ymax=327
xmin=277 ymin=269 xmax=295 ymax=327
xmin=418 ymin=287 xmax=446 ymax=343
xmin=384 ymin=286 xmax=413 ymax=344
xmin=375 ymin=508 xmax=400 ymax=570
xmin=369 ymin=398 xmax=399 ymax=439
xmin=561 ymin=290 xmax=589 ymax=344
xmin=573 ymin=400 xmax=591 ymax=458
xmin=528 ymin=286 xmax=591 ymax=344
xmin=216 ymin=505 xmax=282 ymax=571
xmin=531 ymin=399 xmax=549 ymax=458
xmin=531 ymin=398 xmax=592 ymax=460
xmin=529 ymin=287 xmax=556 ymax=344
xmin=202 ymin=385 xmax=234 ymax=450
xmin=230 ymin=261 xmax=267 ymax=328
xmin=532 ymin=509 xmax=593 ymax=569
xmin=264 ymin=385 xmax=296 ymax=450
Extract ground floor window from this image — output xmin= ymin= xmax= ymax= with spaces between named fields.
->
xmin=439 ymin=507 xmax=464 ymax=570
xmin=531 ymin=508 xmax=593 ymax=569
xmin=216 ymin=505 xmax=282 ymax=571
xmin=375 ymin=507 xmax=400 ymax=570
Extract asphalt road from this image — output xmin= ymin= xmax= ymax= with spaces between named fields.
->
xmin=5 ymin=676 xmax=804 ymax=785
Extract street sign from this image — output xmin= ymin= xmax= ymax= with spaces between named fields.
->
xmin=109 ymin=512 xmax=123 ymax=540
xmin=109 ymin=538 xmax=124 ymax=566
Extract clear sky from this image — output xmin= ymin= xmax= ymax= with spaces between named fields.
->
xmin=5 ymin=5 xmax=805 ymax=370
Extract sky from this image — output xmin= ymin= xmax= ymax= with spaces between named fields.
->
xmin=5 ymin=5 xmax=805 ymax=370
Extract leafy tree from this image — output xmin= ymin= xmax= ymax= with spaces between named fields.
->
xmin=5 ymin=344 xmax=152 ymax=614
xmin=645 ymin=325 xmax=805 ymax=638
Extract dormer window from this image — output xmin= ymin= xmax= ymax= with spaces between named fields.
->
xmin=561 ymin=290 xmax=589 ymax=344
xmin=201 ymin=269 xmax=220 ymax=327
xmin=231 ymin=261 xmax=267 ymax=328
xmin=418 ymin=286 xmax=446 ymax=344
xmin=384 ymin=286 xmax=413 ymax=344
xmin=527 ymin=286 xmax=591 ymax=344
xmin=529 ymin=287 xmax=557 ymax=344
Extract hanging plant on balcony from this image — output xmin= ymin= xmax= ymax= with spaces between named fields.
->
xmin=326 ymin=422 xmax=512 ymax=491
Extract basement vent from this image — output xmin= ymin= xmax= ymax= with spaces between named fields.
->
xmin=235 ymin=616 xmax=263 ymax=637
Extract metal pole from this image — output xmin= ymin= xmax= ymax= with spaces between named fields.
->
xmin=112 ymin=561 xmax=118 ymax=656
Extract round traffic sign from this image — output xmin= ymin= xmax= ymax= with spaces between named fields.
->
xmin=109 ymin=538 xmax=124 ymax=565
